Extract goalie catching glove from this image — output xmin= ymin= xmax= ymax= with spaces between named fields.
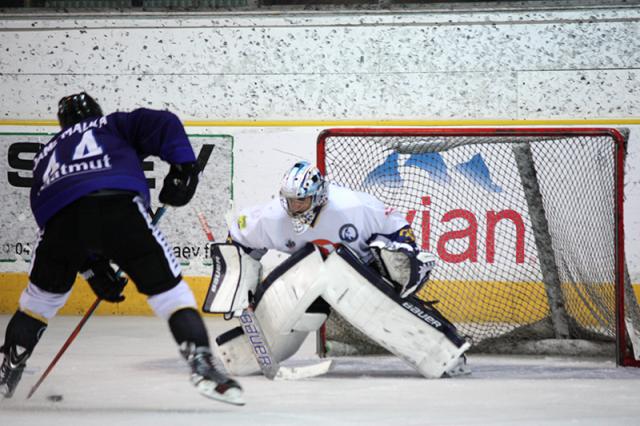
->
xmin=369 ymin=240 xmax=436 ymax=298
xmin=80 ymin=257 xmax=128 ymax=303
xmin=159 ymin=161 xmax=200 ymax=207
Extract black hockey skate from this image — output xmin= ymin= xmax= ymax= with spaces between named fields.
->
xmin=0 ymin=344 xmax=30 ymax=398
xmin=180 ymin=343 xmax=244 ymax=406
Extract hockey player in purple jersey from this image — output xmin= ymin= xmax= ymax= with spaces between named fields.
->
xmin=0 ymin=93 xmax=244 ymax=405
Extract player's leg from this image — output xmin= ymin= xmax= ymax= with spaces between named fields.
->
xmin=1 ymin=205 xmax=85 ymax=398
xmin=104 ymin=195 xmax=243 ymax=405
xmin=216 ymin=244 xmax=328 ymax=375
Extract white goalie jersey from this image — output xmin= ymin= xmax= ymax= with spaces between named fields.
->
xmin=228 ymin=184 xmax=410 ymax=261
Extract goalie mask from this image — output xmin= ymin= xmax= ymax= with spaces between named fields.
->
xmin=57 ymin=92 xmax=103 ymax=129
xmin=279 ymin=161 xmax=328 ymax=234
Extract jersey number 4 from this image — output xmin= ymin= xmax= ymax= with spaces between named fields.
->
xmin=73 ymin=130 xmax=104 ymax=160
xmin=42 ymin=130 xmax=104 ymax=186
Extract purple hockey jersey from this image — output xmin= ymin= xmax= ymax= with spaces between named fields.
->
xmin=30 ymin=108 xmax=196 ymax=228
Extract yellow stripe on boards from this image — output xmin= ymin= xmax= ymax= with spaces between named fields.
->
xmin=0 ymin=273 xmax=218 ymax=316
xmin=417 ymin=279 xmax=639 ymax=326
xmin=1 ymin=273 xmax=639 ymax=323
xmin=1 ymin=118 xmax=640 ymax=127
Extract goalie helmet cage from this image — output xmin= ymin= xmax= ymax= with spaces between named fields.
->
xmin=316 ymin=127 xmax=640 ymax=367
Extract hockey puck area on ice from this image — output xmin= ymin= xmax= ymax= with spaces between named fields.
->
xmin=47 ymin=394 xmax=63 ymax=402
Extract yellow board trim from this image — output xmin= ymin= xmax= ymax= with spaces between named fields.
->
xmin=0 ymin=273 xmax=217 ymax=316
xmin=2 ymin=272 xmax=639 ymax=322
xmin=1 ymin=118 xmax=640 ymax=127
xmin=415 ymin=279 xmax=640 ymax=326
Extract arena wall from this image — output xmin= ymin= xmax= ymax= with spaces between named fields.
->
xmin=1 ymin=5 xmax=639 ymax=314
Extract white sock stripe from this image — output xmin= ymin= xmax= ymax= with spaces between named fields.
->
xmin=132 ymin=196 xmax=181 ymax=277
xmin=19 ymin=282 xmax=72 ymax=320
xmin=27 ymin=229 xmax=44 ymax=277
xmin=147 ymin=280 xmax=197 ymax=320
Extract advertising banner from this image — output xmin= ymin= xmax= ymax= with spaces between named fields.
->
xmin=0 ymin=133 xmax=232 ymax=277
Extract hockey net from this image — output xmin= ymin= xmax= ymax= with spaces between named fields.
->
xmin=317 ymin=127 xmax=640 ymax=366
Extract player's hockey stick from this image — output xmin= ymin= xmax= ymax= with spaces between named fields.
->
xmin=27 ymin=205 xmax=167 ymax=399
xmin=196 ymin=211 xmax=332 ymax=380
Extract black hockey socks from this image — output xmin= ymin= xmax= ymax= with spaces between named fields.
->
xmin=2 ymin=310 xmax=47 ymax=357
xmin=168 ymin=307 xmax=210 ymax=348
xmin=1 ymin=310 xmax=47 ymax=398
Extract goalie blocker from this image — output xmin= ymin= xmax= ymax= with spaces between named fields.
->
xmin=202 ymin=243 xmax=262 ymax=317
xmin=205 ymin=242 xmax=470 ymax=379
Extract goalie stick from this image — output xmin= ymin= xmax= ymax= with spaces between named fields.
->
xmin=27 ymin=205 xmax=167 ymax=399
xmin=196 ymin=210 xmax=332 ymax=380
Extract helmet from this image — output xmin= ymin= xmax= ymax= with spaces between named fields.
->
xmin=57 ymin=92 xmax=103 ymax=129
xmin=279 ymin=161 xmax=328 ymax=234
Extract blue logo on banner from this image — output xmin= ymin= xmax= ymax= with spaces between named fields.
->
xmin=405 ymin=152 xmax=451 ymax=185
xmin=455 ymin=153 xmax=502 ymax=193
xmin=363 ymin=152 xmax=403 ymax=188
xmin=363 ymin=152 xmax=501 ymax=193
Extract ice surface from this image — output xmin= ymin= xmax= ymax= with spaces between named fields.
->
xmin=1 ymin=315 xmax=639 ymax=426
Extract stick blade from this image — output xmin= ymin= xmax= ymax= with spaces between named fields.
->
xmin=274 ymin=359 xmax=333 ymax=380
xmin=195 ymin=380 xmax=245 ymax=406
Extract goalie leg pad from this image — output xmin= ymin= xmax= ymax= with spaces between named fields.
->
xmin=216 ymin=326 xmax=259 ymax=376
xmin=215 ymin=244 xmax=328 ymax=376
xmin=215 ymin=324 xmax=318 ymax=376
xmin=319 ymin=247 xmax=470 ymax=379
xmin=291 ymin=311 xmax=327 ymax=332
xmin=253 ymin=244 xmax=326 ymax=339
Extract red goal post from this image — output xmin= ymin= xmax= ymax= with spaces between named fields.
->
xmin=317 ymin=127 xmax=639 ymax=367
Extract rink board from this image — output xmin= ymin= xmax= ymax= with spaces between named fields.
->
xmin=2 ymin=271 xmax=639 ymax=323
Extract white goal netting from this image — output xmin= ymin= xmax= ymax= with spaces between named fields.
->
xmin=318 ymin=128 xmax=640 ymax=365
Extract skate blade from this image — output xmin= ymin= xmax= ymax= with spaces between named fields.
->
xmin=274 ymin=359 xmax=333 ymax=380
xmin=196 ymin=381 xmax=245 ymax=406
xmin=442 ymin=363 xmax=472 ymax=378
xmin=0 ymin=384 xmax=14 ymax=399
xmin=442 ymin=352 xmax=472 ymax=378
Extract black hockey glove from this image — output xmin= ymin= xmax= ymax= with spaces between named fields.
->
xmin=159 ymin=161 xmax=200 ymax=207
xmin=80 ymin=257 xmax=127 ymax=303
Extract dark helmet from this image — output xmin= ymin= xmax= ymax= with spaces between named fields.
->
xmin=57 ymin=92 xmax=103 ymax=129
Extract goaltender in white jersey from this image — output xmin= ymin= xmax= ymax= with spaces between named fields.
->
xmin=210 ymin=161 xmax=470 ymax=379
xmin=230 ymin=181 xmax=409 ymax=261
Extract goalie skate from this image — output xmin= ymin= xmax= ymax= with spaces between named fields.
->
xmin=442 ymin=354 xmax=471 ymax=378
xmin=181 ymin=343 xmax=245 ymax=406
